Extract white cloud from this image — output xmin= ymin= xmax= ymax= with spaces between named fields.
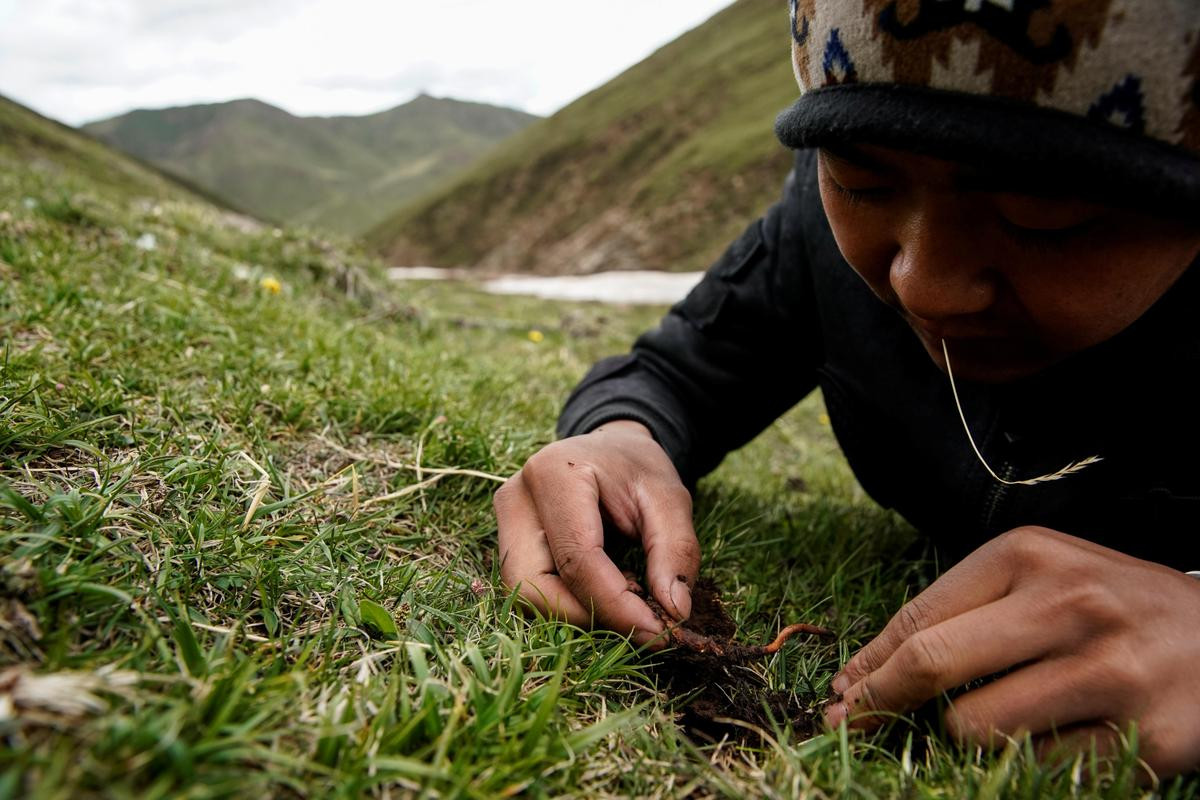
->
xmin=0 ymin=0 xmax=735 ymax=125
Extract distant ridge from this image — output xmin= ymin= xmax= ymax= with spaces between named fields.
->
xmin=367 ymin=0 xmax=798 ymax=275
xmin=84 ymin=95 xmax=538 ymax=235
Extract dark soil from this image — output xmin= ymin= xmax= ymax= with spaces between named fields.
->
xmin=643 ymin=578 xmax=834 ymax=745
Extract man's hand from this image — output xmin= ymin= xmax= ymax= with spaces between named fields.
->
xmin=495 ymin=420 xmax=701 ymax=646
xmin=826 ymin=526 xmax=1200 ymax=777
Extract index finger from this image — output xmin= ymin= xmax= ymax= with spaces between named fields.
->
xmin=832 ymin=539 xmax=1018 ymax=694
xmin=524 ymin=466 xmax=665 ymax=645
xmin=826 ymin=591 xmax=1063 ymax=729
xmin=637 ymin=483 xmax=700 ymax=622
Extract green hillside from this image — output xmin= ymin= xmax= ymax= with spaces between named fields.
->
xmin=368 ymin=0 xmax=799 ymax=274
xmin=0 ymin=95 xmax=220 ymax=208
xmin=83 ymin=95 xmax=537 ymax=235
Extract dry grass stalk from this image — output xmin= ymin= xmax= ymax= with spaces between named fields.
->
xmin=315 ymin=433 xmax=508 ymax=482
xmin=0 ymin=666 xmax=141 ymax=724
xmin=942 ymin=340 xmax=1102 ymax=486
xmin=313 ymin=433 xmax=509 ymax=508
xmin=239 ymin=451 xmax=273 ymax=529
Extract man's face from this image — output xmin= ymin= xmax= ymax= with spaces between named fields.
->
xmin=817 ymin=144 xmax=1200 ymax=383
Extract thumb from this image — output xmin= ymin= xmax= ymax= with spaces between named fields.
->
xmin=638 ymin=483 xmax=701 ymax=622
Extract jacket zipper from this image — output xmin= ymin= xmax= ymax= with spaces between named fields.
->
xmin=982 ymin=462 xmax=1014 ymax=531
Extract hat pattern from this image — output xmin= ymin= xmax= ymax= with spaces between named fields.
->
xmin=823 ymin=30 xmax=859 ymax=84
xmin=1088 ymin=75 xmax=1146 ymax=133
xmin=789 ymin=0 xmax=1200 ymax=152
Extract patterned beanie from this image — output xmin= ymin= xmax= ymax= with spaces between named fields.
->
xmin=775 ymin=0 xmax=1200 ymax=211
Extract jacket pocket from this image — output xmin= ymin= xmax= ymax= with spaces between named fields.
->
xmin=672 ymin=220 xmax=766 ymax=332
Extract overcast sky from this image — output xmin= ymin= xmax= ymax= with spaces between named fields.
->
xmin=0 ymin=0 xmax=734 ymax=126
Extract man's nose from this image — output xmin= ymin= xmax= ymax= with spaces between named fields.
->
xmin=889 ymin=206 xmax=997 ymax=323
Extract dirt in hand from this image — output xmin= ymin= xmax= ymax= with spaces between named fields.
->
xmin=642 ymin=578 xmax=835 ymax=745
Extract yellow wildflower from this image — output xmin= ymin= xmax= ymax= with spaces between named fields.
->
xmin=818 ymin=413 xmax=831 ymax=426
xmin=527 ymin=329 xmax=544 ymax=343
xmin=259 ymin=276 xmax=282 ymax=294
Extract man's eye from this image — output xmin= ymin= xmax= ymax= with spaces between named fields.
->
xmin=819 ymin=149 xmax=893 ymax=206
xmin=1000 ymin=217 xmax=1098 ymax=253
xmin=993 ymin=194 xmax=1102 ymax=231
xmin=829 ymin=179 xmax=890 ymax=206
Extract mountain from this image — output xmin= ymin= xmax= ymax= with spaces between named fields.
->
xmin=83 ymin=95 xmax=538 ymax=235
xmin=367 ymin=0 xmax=798 ymax=275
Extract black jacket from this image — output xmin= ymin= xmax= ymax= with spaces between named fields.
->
xmin=559 ymin=150 xmax=1200 ymax=569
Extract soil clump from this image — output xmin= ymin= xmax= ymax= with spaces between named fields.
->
xmin=643 ymin=578 xmax=835 ymax=745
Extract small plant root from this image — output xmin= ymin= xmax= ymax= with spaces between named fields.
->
xmin=634 ymin=577 xmax=834 ymax=662
xmin=761 ymin=622 xmax=836 ymax=653
xmin=664 ymin=617 xmax=833 ymax=660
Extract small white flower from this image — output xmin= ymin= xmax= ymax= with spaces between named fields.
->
xmin=135 ymin=233 xmax=157 ymax=252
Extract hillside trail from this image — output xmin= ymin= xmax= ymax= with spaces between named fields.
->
xmin=388 ymin=266 xmax=704 ymax=305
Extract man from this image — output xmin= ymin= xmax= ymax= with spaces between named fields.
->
xmin=495 ymin=0 xmax=1200 ymax=777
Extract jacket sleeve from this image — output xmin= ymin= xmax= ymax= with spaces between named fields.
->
xmin=557 ymin=150 xmax=825 ymax=486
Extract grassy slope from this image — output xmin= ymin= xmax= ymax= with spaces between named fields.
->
xmin=1 ymin=95 xmax=1187 ymax=798
xmin=0 ymin=96 xmax=214 ymax=209
xmin=367 ymin=0 xmax=799 ymax=275
xmin=83 ymin=96 xmax=537 ymax=236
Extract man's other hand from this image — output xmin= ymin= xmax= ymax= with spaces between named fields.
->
xmin=494 ymin=420 xmax=700 ymax=647
xmin=826 ymin=526 xmax=1200 ymax=778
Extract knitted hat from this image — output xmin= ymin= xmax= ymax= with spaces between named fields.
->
xmin=775 ymin=0 xmax=1200 ymax=211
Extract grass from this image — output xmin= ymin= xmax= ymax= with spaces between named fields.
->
xmin=2 ymin=98 xmax=1197 ymax=800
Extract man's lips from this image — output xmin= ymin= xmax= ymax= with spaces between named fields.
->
xmin=904 ymin=315 xmax=1046 ymax=367
xmin=892 ymin=308 xmax=1053 ymax=380
xmin=905 ymin=315 xmax=1012 ymax=343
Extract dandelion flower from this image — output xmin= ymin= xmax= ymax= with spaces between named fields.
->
xmin=527 ymin=329 xmax=544 ymax=343
xmin=818 ymin=413 xmax=831 ymax=426
xmin=259 ymin=276 xmax=282 ymax=294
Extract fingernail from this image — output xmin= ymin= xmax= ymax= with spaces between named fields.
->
xmin=824 ymin=701 xmax=848 ymax=729
xmin=668 ymin=579 xmax=691 ymax=621
xmin=634 ymin=624 xmax=669 ymax=650
xmin=831 ymin=673 xmax=849 ymax=694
